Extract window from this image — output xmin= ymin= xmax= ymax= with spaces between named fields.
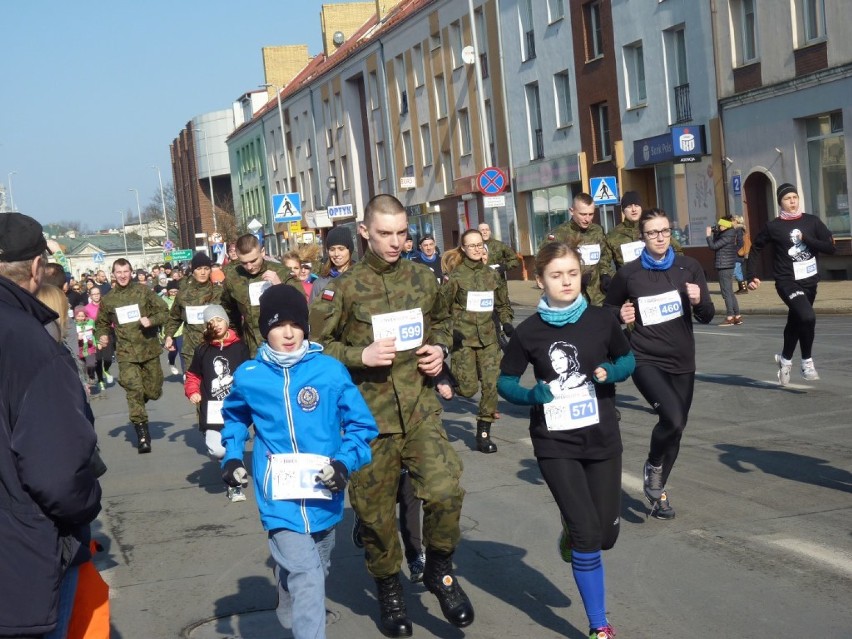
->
xmin=802 ymin=0 xmax=826 ymax=43
xmin=548 ymin=0 xmax=566 ymax=23
xmin=435 ymin=75 xmax=448 ymax=118
xmin=450 ymin=22 xmax=464 ymax=68
xmin=586 ymin=1 xmax=603 ymax=60
xmin=340 ymin=155 xmax=349 ymax=192
xmin=395 ymin=55 xmax=408 ymax=116
xmin=268 ymin=130 xmax=278 ymax=171
xmin=402 ymin=130 xmax=414 ymax=174
xmin=430 ymin=31 xmax=441 ymax=51
xmin=323 ymin=99 xmax=333 ymax=149
xmin=666 ymin=27 xmax=690 ymax=123
xmin=441 ymin=151 xmax=453 ymax=194
xmin=369 ymin=72 xmax=379 ymax=110
xmin=520 ymin=0 xmax=535 ymax=61
xmin=624 ymin=43 xmax=647 ymax=107
xmin=485 ymin=99 xmax=496 ymax=164
xmin=806 ymin=112 xmax=848 ymax=235
xmin=531 ymin=185 xmax=571 ymax=247
xmin=413 ymin=44 xmax=425 ymax=86
xmin=376 ymin=142 xmax=387 ymax=180
xmin=592 ymin=102 xmax=611 ymax=161
xmin=420 ymin=123 xmax=433 ymax=166
xmin=525 ymin=82 xmax=543 ymax=160
xmin=458 ymin=108 xmax=472 ymax=156
xmin=329 ymin=160 xmax=336 ymax=190
xmin=306 ymin=168 xmax=314 ymax=206
xmin=554 ymin=71 xmax=573 ymax=127
xmin=475 ymin=10 xmax=489 ymax=78
xmin=738 ymin=0 xmax=758 ymax=63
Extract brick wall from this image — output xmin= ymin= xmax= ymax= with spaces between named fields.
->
xmin=794 ymin=41 xmax=828 ymax=77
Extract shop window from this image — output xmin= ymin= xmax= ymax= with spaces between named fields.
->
xmin=806 ymin=112 xmax=848 ymax=235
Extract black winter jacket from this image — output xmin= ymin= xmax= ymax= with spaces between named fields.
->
xmin=706 ymin=227 xmax=739 ymax=270
xmin=0 ymin=276 xmax=102 ymax=636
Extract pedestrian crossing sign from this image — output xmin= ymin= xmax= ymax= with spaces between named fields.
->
xmin=273 ymin=192 xmax=302 ymax=223
xmin=590 ymin=177 xmax=619 ymax=205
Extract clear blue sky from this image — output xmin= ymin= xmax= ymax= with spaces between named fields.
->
xmin=1 ymin=1 xmax=349 ymax=232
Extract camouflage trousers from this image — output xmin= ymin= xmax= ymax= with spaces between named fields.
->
xmin=348 ymin=413 xmax=464 ymax=578
xmin=452 ymin=341 xmax=501 ymax=422
xmin=117 ymin=356 xmax=164 ymax=423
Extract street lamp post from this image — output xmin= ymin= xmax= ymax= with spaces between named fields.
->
xmin=119 ymin=210 xmax=129 ymax=260
xmin=152 ymin=165 xmax=169 ymax=243
xmin=261 ymin=83 xmax=292 ymax=256
xmin=7 ymin=172 xmax=16 ymax=211
xmin=193 ymin=127 xmax=218 ymax=233
xmin=129 ymin=188 xmax=148 ymax=267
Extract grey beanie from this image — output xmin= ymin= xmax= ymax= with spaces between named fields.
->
xmin=202 ymin=304 xmax=228 ymax=324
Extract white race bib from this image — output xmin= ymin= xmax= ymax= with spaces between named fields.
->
xmin=544 ymin=383 xmax=599 ymax=431
xmin=793 ymin=257 xmax=817 ymax=280
xmin=371 ymin=308 xmax=424 ymax=351
xmin=488 ymin=264 xmax=500 ymax=270
xmin=578 ymin=244 xmax=601 ymax=266
xmin=619 ymin=240 xmax=645 ymax=264
xmin=637 ymin=290 xmax=683 ymax=326
xmin=267 ymin=453 xmax=332 ymax=501
xmin=115 ymin=304 xmax=141 ymax=325
xmin=186 ymin=305 xmax=208 ymax=325
xmin=249 ymin=281 xmax=271 ymax=306
xmin=206 ymin=400 xmax=224 ymax=425
xmin=466 ymin=291 xmax=494 ymax=312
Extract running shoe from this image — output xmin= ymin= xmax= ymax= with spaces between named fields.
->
xmin=227 ymin=486 xmax=247 ymax=502
xmin=801 ymin=358 xmax=820 ymax=381
xmin=98 ymin=382 xmax=106 ymax=391
xmin=103 ymin=371 xmax=114 ymax=384
xmin=558 ymin=520 xmax=573 ymax=564
xmin=650 ymin=491 xmax=675 ymax=520
xmin=733 ymin=315 xmax=744 ymax=325
xmin=642 ymin=461 xmax=664 ymax=503
xmin=719 ymin=317 xmax=736 ymax=326
xmin=169 ymin=365 xmax=180 ymax=376
xmin=408 ymin=551 xmax=426 ymax=583
xmin=590 ymin=624 xmax=616 ymax=638
xmin=351 ymin=514 xmax=364 ymax=549
xmin=775 ymin=354 xmax=792 ymax=386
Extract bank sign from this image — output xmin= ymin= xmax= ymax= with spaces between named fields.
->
xmin=633 ymin=125 xmax=706 ymax=167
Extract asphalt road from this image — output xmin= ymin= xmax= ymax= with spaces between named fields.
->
xmin=91 ymin=312 xmax=852 ymax=638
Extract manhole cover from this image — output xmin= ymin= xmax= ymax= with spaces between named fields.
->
xmin=184 ymin=609 xmax=340 ymax=639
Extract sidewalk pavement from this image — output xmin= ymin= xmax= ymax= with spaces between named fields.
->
xmin=507 ymin=279 xmax=852 ymax=315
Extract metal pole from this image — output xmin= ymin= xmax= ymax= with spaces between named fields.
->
xmin=7 ymin=172 xmax=16 ymax=211
xmin=194 ymin=127 xmax=218 ymax=233
xmin=120 ymin=210 xmax=129 ymax=261
xmin=153 ymin=165 xmax=168 ymax=242
xmin=129 ymin=188 xmax=147 ymax=267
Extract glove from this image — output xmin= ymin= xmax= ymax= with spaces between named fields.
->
xmin=222 ymin=459 xmax=249 ymax=488
xmin=531 ymin=381 xmax=554 ymax=405
xmin=502 ymin=322 xmax=514 ymax=337
xmin=315 ymin=459 xmax=349 ymax=493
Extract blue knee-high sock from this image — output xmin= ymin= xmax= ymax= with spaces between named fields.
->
xmin=572 ymin=549 xmax=607 ymax=630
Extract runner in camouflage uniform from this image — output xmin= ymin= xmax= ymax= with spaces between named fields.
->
xmin=443 ymin=229 xmax=513 ymax=453
xmin=164 ymin=252 xmax=222 ymax=373
xmin=220 ymin=234 xmax=301 ymax=357
xmin=478 ymin=222 xmax=519 ymax=301
xmin=95 ymin=258 xmax=169 ymax=453
xmin=549 ymin=193 xmax=615 ymax=306
xmin=316 ymin=194 xmax=474 ymax=638
xmin=606 ymin=191 xmax=684 ymax=271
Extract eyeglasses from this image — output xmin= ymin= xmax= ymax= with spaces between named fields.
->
xmin=300 ymin=264 xmax=312 ymax=270
xmin=463 ymin=242 xmax=484 ymax=250
xmin=643 ymin=228 xmax=672 ymax=239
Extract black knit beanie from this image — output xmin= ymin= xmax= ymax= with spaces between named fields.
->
xmin=620 ymin=191 xmax=642 ymax=208
xmin=259 ymin=284 xmax=309 ymax=340
xmin=776 ymin=183 xmax=798 ymax=204
xmin=324 ymin=226 xmax=354 ymax=253
xmin=191 ymin=252 xmax=213 ymax=271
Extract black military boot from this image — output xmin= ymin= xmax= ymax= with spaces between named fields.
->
xmin=375 ymin=574 xmax=412 ymax=638
xmin=133 ymin=422 xmax=151 ymax=454
xmin=475 ymin=420 xmax=497 ymax=454
xmin=423 ymin=548 xmax=474 ymax=628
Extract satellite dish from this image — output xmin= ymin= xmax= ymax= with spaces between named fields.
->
xmin=333 ymin=31 xmax=345 ymax=46
xmin=461 ymin=45 xmax=476 ymax=65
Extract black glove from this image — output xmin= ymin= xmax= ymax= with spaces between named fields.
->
xmin=222 ymin=459 xmax=249 ymax=488
xmin=502 ymin=322 xmax=514 ymax=337
xmin=315 ymin=459 xmax=349 ymax=493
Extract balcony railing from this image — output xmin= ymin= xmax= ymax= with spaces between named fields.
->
xmin=533 ymin=128 xmax=544 ymax=160
xmin=674 ymin=83 xmax=691 ymax=123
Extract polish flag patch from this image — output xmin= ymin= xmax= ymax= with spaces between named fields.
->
xmin=321 ymin=289 xmax=335 ymax=301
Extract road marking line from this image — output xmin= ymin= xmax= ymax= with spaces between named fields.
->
xmin=758 ymin=537 xmax=852 ymax=578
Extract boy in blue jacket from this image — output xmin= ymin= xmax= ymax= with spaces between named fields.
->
xmin=221 ymin=284 xmax=378 ymax=638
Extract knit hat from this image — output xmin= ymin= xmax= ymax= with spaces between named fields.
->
xmin=620 ymin=191 xmax=642 ymax=208
xmin=202 ymin=304 xmax=228 ymax=324
xmin=74 ymin=305 xmax=87 ymax=316
xmin=259 ymin=284 xmax=309 ymax=340
xmin=717 ymin=218 xmax=733 ymax=230
xmin=776 ymin=183 xmax=798 ymax=204
xmin=419 ymin=234 xmax=435 ymax=246
xmin=324 ymin=226 xmax=354 ymax=253
xmin=191 ymin=252 xmax=213 ymax=271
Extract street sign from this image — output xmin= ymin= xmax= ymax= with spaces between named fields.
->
xmin=273 ymin=192 xmax=302 ymax=222
xmin=170 ymin=249 xmax=193 ymax=261
xmin=400 ymin=176 xmax=416 ymax=189
xmin=92 ymin=252 xmax=105 ymax=263
xmin=247 ymin=218 xmax=263 ymax=231
xmin=163 ymin=239 xmax=174 ymax=251
xmin=328 ymin=204 xmax=354 ymax=219
xmin=477 ymin=167 xmax=508 ymax=195
xmin=590 ymin=176 xmax=619 ymax=205
xmin=483 ymin=195 xmax=506 ymax=208
xmin=289 ymin=221 xmax=302 ymax=234
xmin=732 ymin=174 xmax=742 ymax=196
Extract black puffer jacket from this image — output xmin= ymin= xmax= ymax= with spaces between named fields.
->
xmin=0 ymin=276 xmax=102 ymax=636
xmin=706 ymin=227 xmax=739 ymax=270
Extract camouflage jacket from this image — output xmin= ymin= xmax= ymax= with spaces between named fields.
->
xmin=551 ymin=220 xmax=615 ymax=306
xmin=484 ymin=238 xmax=520 ymax=274
xmin=315 ymin=251 xmax=452 ymax=435
xmin=95 ymin=282 xmax=168 ymax=363
xmin=163 ymin=278 xmax=222 ymax=361
xmin=607 ymin=219 xmax=684 ymax=270
xmin=442 ymin=257 xmax=512 ymax=348
xmin=220 ymin=261 xmax=301 ymax=357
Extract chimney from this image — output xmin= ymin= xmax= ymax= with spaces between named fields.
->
xmin=320 ymin=2 xmax=376 ymax=56
xmin=262 ymin=45 xmax=311 ymax=98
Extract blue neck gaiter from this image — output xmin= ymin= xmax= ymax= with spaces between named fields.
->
xmin=640 ymin=247 xmax=675 ymax=271
xmin=537 ymin=294 xmax=588 ymax=326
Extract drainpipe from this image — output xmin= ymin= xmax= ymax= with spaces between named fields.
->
xmin=378 ymin=38 xmax=399 ymax=199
